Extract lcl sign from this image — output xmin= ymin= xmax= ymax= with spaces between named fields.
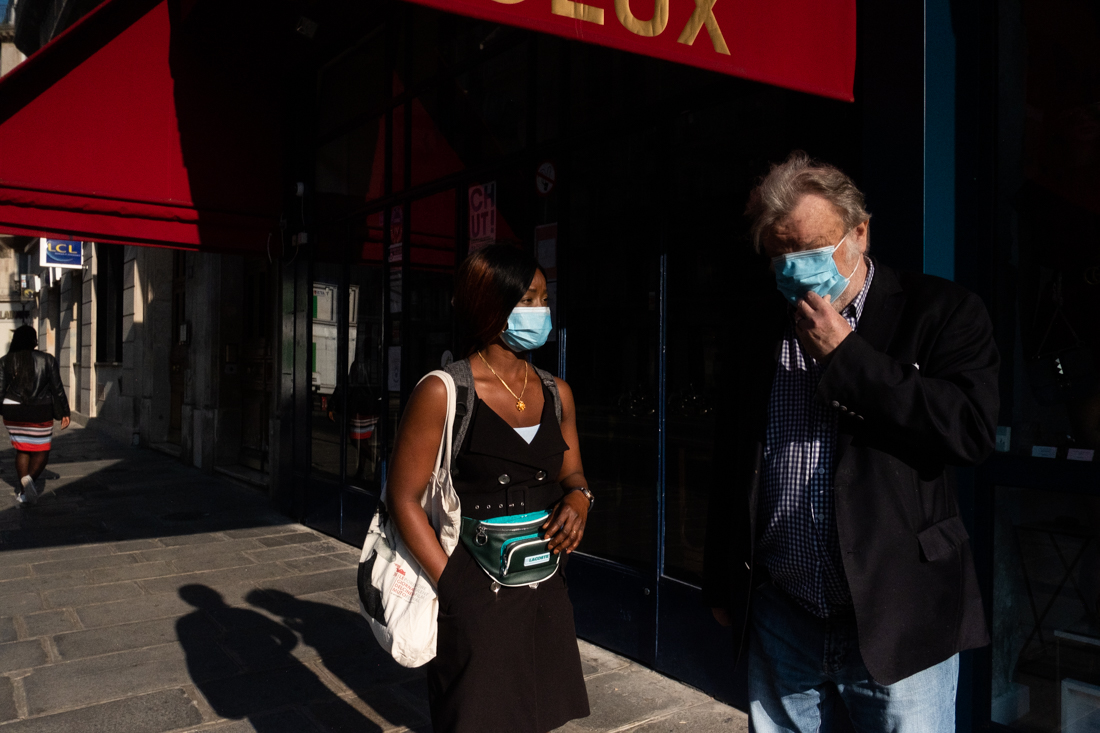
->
xmin=403 ymin=0 xmax=855 ymax=100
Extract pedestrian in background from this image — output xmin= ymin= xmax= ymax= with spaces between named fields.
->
xmin=386 ymin=245 xmax=592 ymax=733
xmin=705 ymin=152 xmax=999 ymax=732
xmin=0 ymin=325 xmax=70 ymax=504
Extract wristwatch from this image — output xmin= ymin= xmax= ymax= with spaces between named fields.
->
xmin=569 ymin=486 xmax=594 ymax=510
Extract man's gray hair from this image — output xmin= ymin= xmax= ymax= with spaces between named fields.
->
xmin=745 ymin=151 xmax=870 ymax=253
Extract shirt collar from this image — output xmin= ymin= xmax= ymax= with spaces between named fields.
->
xmin=843 ymin=257 xmax=875 ymax=324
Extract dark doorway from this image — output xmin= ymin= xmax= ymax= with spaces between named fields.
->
xmin=168 ymin=251 xmax=187 ymax=445
xmin=239 ymin=265 xmax=275 ymax=471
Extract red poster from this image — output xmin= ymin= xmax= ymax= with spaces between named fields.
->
xmin=403 ymin=0 xmax=855 ymax=101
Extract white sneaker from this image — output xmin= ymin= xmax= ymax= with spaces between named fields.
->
xmin=16 ymin=492 xmax=27 ymax=504
xmin=20 ymin=475 xmax=37 ymax=505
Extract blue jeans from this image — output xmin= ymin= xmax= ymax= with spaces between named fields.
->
xmin=748 ymin=583 xmax=958 ymax=733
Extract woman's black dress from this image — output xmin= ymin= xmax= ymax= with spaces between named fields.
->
xmin=426 ymin=382 xmax=590 ymax=733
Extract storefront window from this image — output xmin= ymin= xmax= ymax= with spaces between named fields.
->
xmin=454 ymin=42 xmax=528 ymax=161
xmin=316 ymin=134 xmax=349 ymax=220
xmin=344 ymin=265 xmax=385 ymax=491
xmin=405 ymin=190 xmax=456 ymax=385
xmin=992 ymin=486 xmax=1100 ymax=730
xmin=348 ymin=116 xmax=386 ymax=204
xmin=996 ymin=0 xmax=1100 ymax=459
xmin=393 ymin=104 xmax=406 ymax=192
xmin=412 ymin=90 xmax=466 ymax=187
xmin=311 ymin=262 xmax=345 ymax=483
xmin=565 ymin=139 xmax=661 ymax=569
xmin=989 ymin=1 xmax=1100 ymax=728
xmin=317 ymin=29 xmax=386 ymax=137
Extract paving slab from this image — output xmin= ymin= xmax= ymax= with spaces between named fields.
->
xmin=308 ymin=687 xmax=428 ymax=733
xmin=109 ymin=538 xmax=165 ymax=553
xmin=619 ymin=701 xmax=750 ymax=732
xmin=76 ymin=592 xmax=196 ymax=628
xmin=0 ymin=676 xmax=17 ymax=723
xmin=135 ymin=538 xmax=269 ymax=565
xmin=0 ymin=591 xmax=42 ymax=616
xmin=254 ymin=532 xmax=327 ymax=548
xmin=0 ymin=688 xmax=203 ymax=733
xmin=220 ymin=525 xmax=300 ymax=540
xmin=170 ymin=552 xmax=259 ymax=574
xmin=43 ymin=579 xmax=145 ymax=608
xmin=0 ymin=616 xmax=16 ymax=642
xmin=159 ymin=533 xmax=230 ymax=548
xmin=54 ymin=615 xmax=217 ymax=662
xmin=186 ymin=708 xmax=323 ymax=733
xmin=140 ymin=563 xmax=286 ymax=595
xmin=0 ymin=639 xmax=48 ymax=673
xmin=243 ymin=541 xmax=346 ymax=564
xmin=22 ymin=644 xmax=236 ymax=716
xmin=256 ymin=568 xmax=355 ymax=597
xmin=0 ymin=569 xmax=90 ymax=595
xmin=21 ymin=609 xmax=79 ymax=637
xmin=276 ymin=554 xmax=348 ymax=576
xmin=29 ymin=553 xmax=138 ymax=576
xmin=34 ymin=542 xmax=119 ymax=562
xmin=90 ymin=560 xmax=177 ymax=583
xmin=553 ymin=664 xmax=719 ymax=733
xmin=0 ymin=564 xmax=30 ymax=581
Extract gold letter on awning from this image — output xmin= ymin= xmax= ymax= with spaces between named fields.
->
xmin=677 ymin=0 xmax=730 ymax=54
xmin=552 ymin=0 xmax=605 ymax=24
xmin=614 ymin=0 xmax=668 ymax=36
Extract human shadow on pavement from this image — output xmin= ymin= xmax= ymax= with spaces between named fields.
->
xmin=177 ymin=585 xmax=385 ymax=733
xmin=247 ymin=588 xmax=428 ymax=731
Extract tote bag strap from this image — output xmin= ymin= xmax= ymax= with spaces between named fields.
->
xmin=419 ymin=370 xmax=457 ymax=483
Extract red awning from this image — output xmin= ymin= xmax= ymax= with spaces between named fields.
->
xmin=404 ymin=0 xmax=856 ymax=101
xmin=0 ymin=0 xmax=285 ymax=253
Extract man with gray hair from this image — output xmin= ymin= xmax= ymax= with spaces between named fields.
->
xmin=704 ymin=151 xmax=998 ymax=731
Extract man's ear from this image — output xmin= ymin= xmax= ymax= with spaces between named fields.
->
xmin=853 ymin=219 xmax=871 ymax=254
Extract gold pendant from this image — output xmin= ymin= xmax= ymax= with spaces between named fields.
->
xmin=516 ymin=400 xmax=526 ymax=412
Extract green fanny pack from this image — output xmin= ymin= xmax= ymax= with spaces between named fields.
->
xmin=460 ymin=511 xmax=561 ymax=588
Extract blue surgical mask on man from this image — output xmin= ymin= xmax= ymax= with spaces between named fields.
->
xmin=501 ymin=307 xmax=551 ymax=352
xmin=772 ymin=234 xmax=858 ymax=305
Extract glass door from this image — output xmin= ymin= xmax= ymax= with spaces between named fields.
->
xmin=302 ymin=222 xmax=386 ymax=546
xmin=561 ymin=138 xmax=662 ymax=664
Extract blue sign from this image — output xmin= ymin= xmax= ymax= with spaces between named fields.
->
xmin=42 ymin=239 xmax=83 ymax=269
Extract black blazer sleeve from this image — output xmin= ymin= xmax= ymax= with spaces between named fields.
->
xmin=48 ymin=355 xmax=70 ymax=419
xmin=817 ymin=290 xmax=998 ymax=466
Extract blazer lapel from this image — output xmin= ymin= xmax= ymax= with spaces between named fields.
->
xmin=835 ymin=258 xmax=907 ymax=463
xmin=852 ymin=258 xmax=906 ymax=354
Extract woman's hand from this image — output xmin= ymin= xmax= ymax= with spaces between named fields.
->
xmin=543 ymin=490 xmax=589 ymax=555
xmin=60 ymin=416 xmax=70 ymax=430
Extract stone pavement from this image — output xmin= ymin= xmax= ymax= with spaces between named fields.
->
xmin=0 ymin=424 xmax=748 ymax=732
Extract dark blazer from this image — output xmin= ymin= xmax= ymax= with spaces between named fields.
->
xmin=703 ymin=258 xmax=998 ymax=686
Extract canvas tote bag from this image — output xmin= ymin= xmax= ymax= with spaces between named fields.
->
xmin=357 ymin=370 xmax=462 ymax=667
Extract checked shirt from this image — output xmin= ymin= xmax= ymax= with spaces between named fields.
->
xmin=759 ymin=259 xmax=875 ymax=619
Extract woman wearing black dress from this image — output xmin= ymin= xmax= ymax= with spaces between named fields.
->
xmin=386 ymin=245 xmax=591 ymax=733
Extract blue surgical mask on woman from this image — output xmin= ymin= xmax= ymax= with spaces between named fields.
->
xmin=501 ymin=307 xmax=551 ymax=352
xmin=772 ymin=234 xmax=858 ymax=305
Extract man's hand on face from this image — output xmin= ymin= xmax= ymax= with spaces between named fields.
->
xmin=794 ymin=291 xmax=852 ymax=363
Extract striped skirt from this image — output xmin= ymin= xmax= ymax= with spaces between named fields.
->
xmin=4 ymin=420 xmax=53 ymax=452
xmin=350 ymin=414 xmax=378 ymax=441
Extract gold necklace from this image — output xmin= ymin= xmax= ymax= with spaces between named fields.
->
xmin=477 ymin=351 xmax=529 ymax=411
